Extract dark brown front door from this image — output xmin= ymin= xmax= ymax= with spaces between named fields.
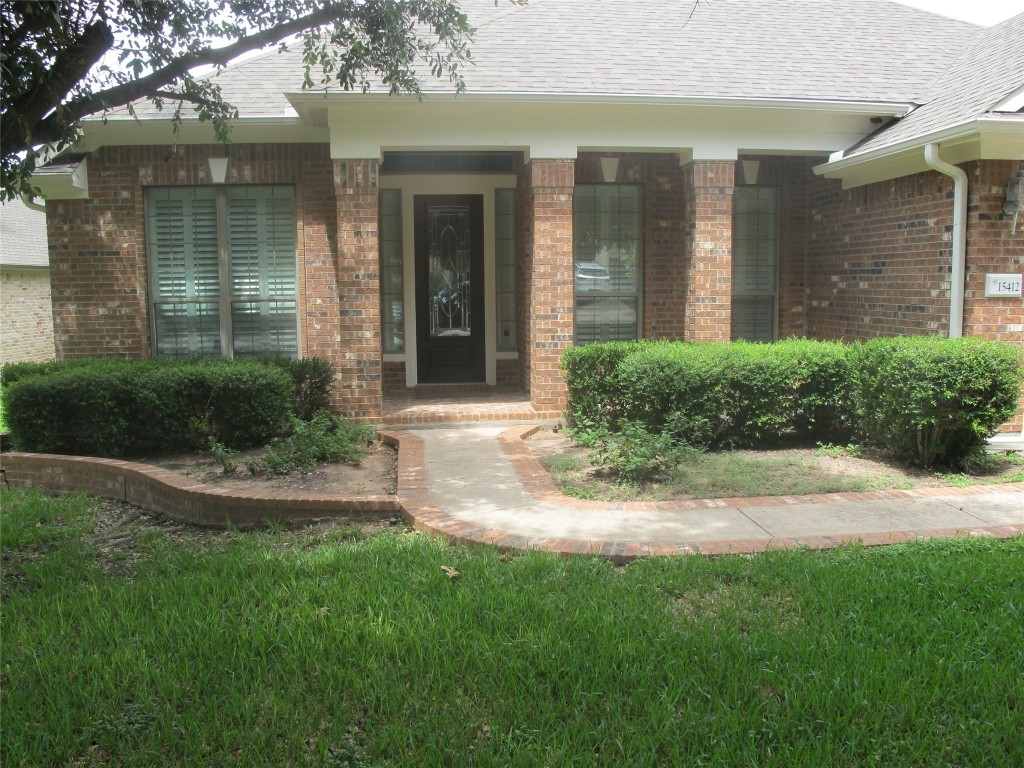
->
xmin=415 ymin=195 xmax=485 ymax=383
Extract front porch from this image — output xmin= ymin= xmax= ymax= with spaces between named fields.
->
xmin=380 ymin=386 xmax=553 ymax=426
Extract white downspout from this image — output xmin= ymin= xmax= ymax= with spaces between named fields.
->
xmin=20 ymin=192 xmax=46 ymax=213
xmin=923 ymin=143 xmax=967 ymax=338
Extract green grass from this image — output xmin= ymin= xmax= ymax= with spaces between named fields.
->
xmin=2 ymin=489 xmax=1023 ymax=766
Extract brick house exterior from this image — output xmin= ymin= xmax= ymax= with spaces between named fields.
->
xmin=32 ymin=0 xmax=1024 ymax=431
xmin=0 ymin=200 xmax=55 ymax=366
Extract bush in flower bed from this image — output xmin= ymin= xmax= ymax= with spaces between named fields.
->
xmin=562 ymin=337 xmax=1021 ymax=467
xmin=854 ymin=336 xmax=1023 ymax=468
xmin=1 ymin=357 xmax=294 ymax=457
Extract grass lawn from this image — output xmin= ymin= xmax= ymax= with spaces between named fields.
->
xmin=2 ymin=489 xmax=1023 ymax=766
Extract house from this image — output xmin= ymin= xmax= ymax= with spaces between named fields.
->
xmin=32 ymin=0 xmax=1024 ymax=430
xmin=0 ymin=199 xmax=55 ymax=366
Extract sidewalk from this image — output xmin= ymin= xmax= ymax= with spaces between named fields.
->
xmin=393 ymin=423 xmax=1024 ymax=562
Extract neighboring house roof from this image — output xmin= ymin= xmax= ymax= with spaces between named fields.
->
xmin=845 ymin=11 xmax=1024 ymax=158
xmin=0 ymin=200 xmax=49 ymax=269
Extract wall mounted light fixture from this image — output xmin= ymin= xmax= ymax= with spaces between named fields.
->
xmin=600 ymin=157 xmax=620 ymax=183
xmin=208 ymin=157 xmax=229 ymax=184
xmin=1003 ymin=168 xmax=1024 ymax=235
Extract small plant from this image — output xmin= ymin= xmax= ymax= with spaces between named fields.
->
xmin=249 ymin=414 xmax=374 ymax=477
xmin=587 ymin=420 xmax=692 ymax=484
xmin=816 ymin=442 xmax=861 ymax=459
xmin=208 ymin=437 xmax=239 ymax=474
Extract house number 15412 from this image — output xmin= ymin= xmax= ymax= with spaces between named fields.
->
xmin=983 ymin=274 xmax=1023 ymax=298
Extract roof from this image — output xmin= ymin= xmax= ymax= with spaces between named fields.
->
xmin=0 ymin=200 xmax=49 ymax=269
xmin=123 ymin=0 xmax=981 ymax=120
xmin=846 ymin=10 xmax=1024 ymax=158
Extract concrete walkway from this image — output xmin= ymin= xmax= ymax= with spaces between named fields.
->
xmin=397 ymin=423 xmax=1024 ymax=561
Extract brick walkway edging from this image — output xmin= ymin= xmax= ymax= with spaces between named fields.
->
xmin=391 ymin=426 xmax=1024 ymax=564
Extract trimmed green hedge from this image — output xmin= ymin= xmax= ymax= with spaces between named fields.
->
xmin=2 ymin=358 xmax=294 ymax=457
xmin=854 ymin=336 xmax=1023 ymax=467
xmin=562 ymin=337 xmax=1022 ymax=465
xmin=259 ymin=356 xmax=336 ymax=420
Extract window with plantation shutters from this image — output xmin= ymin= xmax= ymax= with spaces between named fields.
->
xmin=731 ymin=186 xmax=779 ymax=343
xmin=146 ymin=186 xmax=298 ymax=358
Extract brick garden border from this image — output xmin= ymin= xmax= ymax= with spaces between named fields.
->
xmin=1 ymin=435 xmax=401 ymax=528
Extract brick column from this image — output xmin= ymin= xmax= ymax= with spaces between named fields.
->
xmin=522 ymin=159 xmax=575 ymax=415
xmin=333 ymin=159 xmax=382 ymax=420
xmin=684 ymin=161 xmax=735 ymax=340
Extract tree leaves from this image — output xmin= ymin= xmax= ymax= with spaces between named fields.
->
xmin=0 ymin=0 xmax=476 ymax=201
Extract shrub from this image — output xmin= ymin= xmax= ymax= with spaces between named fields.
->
xmin=247 ymin=414 xmax=375 ymax=476
xmin=575 ymin=418 xmax=692 ymax=484
xmin=561 ymin=341 xmax=650 ymax=426
xmin=853 ymin=336 xmax=1023 ymax=468
xmin=260 ymin=356 xmax=336 ymax=420
xmin=774 ymin=339 xmax=857 ymax=441
xmin=4 ymin=358 xmax=293 ymax=456
xmin=613 ymin=342 xmax=801 ymax=448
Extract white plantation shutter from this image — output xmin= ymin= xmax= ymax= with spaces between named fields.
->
xmin=146 ymin=186 xmax=297 ymax=358
xmin=731 ymin=187 xmax=779 ymax=342
xmin=147 ymin=188 xmax=221 ymax=356
xmin=227 ymin=187 xmax=297 ymax=357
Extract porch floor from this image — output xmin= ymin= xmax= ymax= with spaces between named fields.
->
xmin=381 ymin=388 xmax=558 ymax=425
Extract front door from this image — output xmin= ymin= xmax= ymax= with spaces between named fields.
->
xmin=414 ymin=195 xmax=485 ymax=383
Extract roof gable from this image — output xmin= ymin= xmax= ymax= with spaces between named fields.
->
xmin=846 ymin=10 xmax=1024 ymax=157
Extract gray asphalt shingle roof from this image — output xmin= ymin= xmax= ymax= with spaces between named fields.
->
xmin=848 ymin=10 xmax=1024 ymax=157
xmin=136 ymin=0 xmax=981 ymax=119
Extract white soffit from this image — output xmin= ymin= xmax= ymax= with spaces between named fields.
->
xmin=320 ymin=98 xmax=904 ymax=160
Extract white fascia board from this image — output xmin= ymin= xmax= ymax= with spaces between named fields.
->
xmin=33 ymin=157 xmax=89 ymax=200
xmin=291 ymin=90 xmax=914 ymax=116
xmin=815 ymin=118 xmax=1024 ymax=188
xmin=325 ymin=99 xmax=895 ymax=160
xmin=77 ymin=116 xmax=328 ymax=151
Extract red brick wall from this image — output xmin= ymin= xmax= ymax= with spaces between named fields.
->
xmin=496 ymin=358 xmax=519 ymax=389
xmin=382 ymin=361 xmax=406 ymax=392
xmin=521 ymin=159 xmax=575 ymax=414
xmin=805 ymin=167 xmax=954 ymax=339
xmin=333 ymin=159 xmax=382 ymax=419
xmin=684 ymin=161 xmax=735 ymax=340
xmin=515 ymin=155 xmax=532 ymax=393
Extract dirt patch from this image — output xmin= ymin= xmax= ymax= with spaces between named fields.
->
xmin=526 ymin=426 xmax=1022 ymax=500
xmin=134 ymin=439 xmax=397 ymax=496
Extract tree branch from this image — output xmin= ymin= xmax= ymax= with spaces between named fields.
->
xmin=1 ymin=18 xmax=114 ymax=155
xmin=3 ymin=3 xmax=352 ymax=155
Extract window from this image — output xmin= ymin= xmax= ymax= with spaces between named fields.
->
xmin=731 ymin=186 xmax=779 ymax=342
xmin=573 ymin=184 xmax=642 ymax=343
xmin=146 ymin=186 xmax=298 ymax=358
xmin=494 ymin=188 xmax=517 ymax=352
xmin=379 ymin=189 xmax=404 ymax=353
